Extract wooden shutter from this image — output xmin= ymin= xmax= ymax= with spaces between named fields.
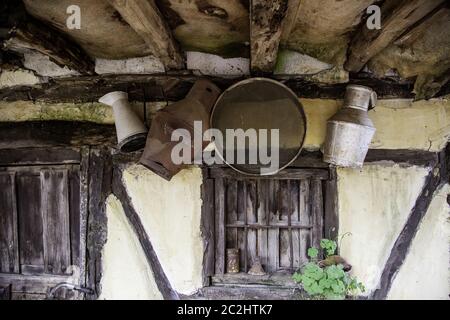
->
xmin=0 ymin=164 xmax=82 ymax=298
xmin=211 ymin=168 xmax=328 ymax=275
xmin=0 ymin=173 xmax=19 ymax=274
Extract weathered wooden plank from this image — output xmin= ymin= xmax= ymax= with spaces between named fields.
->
xmin=0 ymin=148 xmax=80 ymax=165
xmin=280 ymin=0 xmax=301 ymax=44
xmin=40 ymin=169 xmax=71 ymax=275
xmin=190 ymin=285 xmax=304 ymax=300
xmin=299 ymin=178 xmax=311 ymax=265
xmin=267 ymin=180 xmax=280 ymax=272
xmin=279 ymin=180 xmax=291 ymax=268
xmin=364 ymin=149 xmax=439 ymax=167
xmin=310 ymin=179 xmax=324 ymax=253
xmin=211 ymin=270 xmax=297 ymax=288
xmin=225 ymin=180 xmax=238 ymax=250
xmin=0 ymin=284 xmax=11 ymax=300
xmin=4 ymin=18 xmax=94 ymax=74
xmin=3 ymin=74 xmax=449 ymax=102
xmin=226 ymin=222 xmax=311 ymax=229
xmin=214 ymin=178 xmax=226 ymax=275
xmin=16 ymin=172 xmax=44 ymax=273
xmin=209 ymin=149 xmax=439 ymax=171
xmin=236 ymin=180 xmax=247 ymax=272
xmin=324 ymin=168 xmax=339 ymax=241
xmin=68 ymin=166 xmax=81 ymax=272
xmin=210 ymin=168 xmax=329 ymax=180
xmin=246 ymin=180 xmax=258 ymax=270
xmin=0 ymin=122 xmax=116 ymax=150
xmin=107 ymin=0 xmax=183 ymax=70
xmin=289 ymin=150 xmax=329 ymax=168
xmin=345 ymin=0 xmax=445 ymax=72
xmin=290 ymin=180 xmax=300 ymax=267
xmin=0 ymin=172 xmax=19 ymax=273
xmin=257 ymin=180 xmax=269 ymax=271
xmin=201 ymin=176 xmax=215 ymax=286
xmin=85 ymin=148 xmax=110 ymax=299
xmin=0 ymin=273 xmax=72 ymax=295
xmin=250 ymin=0 xmax=288 ymax=73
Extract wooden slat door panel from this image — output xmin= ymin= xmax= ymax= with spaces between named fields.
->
xmin=69 ymin=169 xmax=81 ymax=268
xmin=0 ymin=173 xmax=19 ymax=273
xmin=0 ymin=163 xmax=83 ymax=299
xmin=41 ymin=169 xmax=71 ymax=275
xmin=257 ymin=180 xmax=269 ymax=271
xmin=245 ymin=180 xmax=257 ymax=272
xmin=16 ymin=172 xmax=45 ymax=274
xmin=214 ymin=178 xmax=225 ymax=275
xmin=211 ymin=168 xmax=327 ymax=275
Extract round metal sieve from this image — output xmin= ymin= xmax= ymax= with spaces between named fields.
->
xmin=210 ymin=78 xmax=307 ymax=175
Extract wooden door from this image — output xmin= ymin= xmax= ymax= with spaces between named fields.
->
xmin=0 ymin=165 xmax=84 ymax=299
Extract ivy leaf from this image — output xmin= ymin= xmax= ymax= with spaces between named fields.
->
xmin=319 ymin=277 xmax=332 ymax=289
xmin=331 ymin=280 xmax=345 ymax=294
xmin=307 ymin=247 xmax=319 ymax=259
xmin=320 ymin=239 xmax=337 ymax=257
xmin=292 ymin=272 xmax=302 ymax=283
xmin=326 ymin=265 xmax=345 ymax=280
xmin=310 ymin=282 xmax=324 ymax=295
xmin=301 ymin=275 xmax=314 ymax=288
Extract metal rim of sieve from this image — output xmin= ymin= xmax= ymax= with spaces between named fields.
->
xmin=210 ymin=77 xmax=307 ymax=176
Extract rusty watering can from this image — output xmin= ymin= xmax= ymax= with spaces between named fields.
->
xmin=323 ymin=85 xmax=377 ymax=167
xmin=139 ymin=79 xmax=221 ymax=180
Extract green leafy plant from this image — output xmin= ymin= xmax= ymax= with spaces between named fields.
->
xmin=292 ymin=238 xmax=365 ymax=300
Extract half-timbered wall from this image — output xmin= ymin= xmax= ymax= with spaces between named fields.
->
xmin=0 ymin=97 xmax=449 ymax=300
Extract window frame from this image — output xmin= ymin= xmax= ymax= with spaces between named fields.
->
xmin=201 ymin=166 xmax=338 ymax=288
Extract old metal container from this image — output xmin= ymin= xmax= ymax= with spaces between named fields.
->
xmin=140 ymin=79 xmax=221 ymax=180
xmin=98 ymin=91 xmax=147 ymax=152
xmin=211 ymin=78 xmax=307 ymax=176
xmin=323 ymin=85 xmax=377 ymax=167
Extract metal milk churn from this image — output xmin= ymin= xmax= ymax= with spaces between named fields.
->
xmin=323 ymin=85 xmax=377 ymax=167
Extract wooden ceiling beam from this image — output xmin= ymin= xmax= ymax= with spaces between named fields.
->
xmin=107 ymin=0 xmax=184 ymax=70
xmin=280 ymin=0 xmax=301 ymax=44
xmin=2 ymin=14 xmax=95 ymax=75
xmin=345 ymin=0 xmax=445 ymax=73
xmin=250 ymin=0 xmax=288 ymax=74
xmin=2 ymin=73 xmax=447 ymax=103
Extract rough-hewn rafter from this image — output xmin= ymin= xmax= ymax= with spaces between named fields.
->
xmin=345 ymin=0 xmax=445 ymax=72
xmin=250 ymin=0 xmax=288 ymax=74
xmin=4 ymin=19 xmax=95 ymax=75
xmin=107 ymin=0 xmax=183 ymax=70
xmin=2 ymin=74 xmax=450 ymax=103
xmin=279 ymin=0 xmax=301 ymax=44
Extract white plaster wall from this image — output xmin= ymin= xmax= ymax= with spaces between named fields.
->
xmin=387 ymin=184 xmax=450 ymax=300
xmin=23 ymin=51 xmax=79 ymax=77
xmin=0 ymin=69 xmax=42 ymax=88
xmin=95 ymin=56 xmax=165 ymax=74
xmin=337 ymin=164 xmax=429 ymax=295
xmin=122 ymin=165 xmax=204 ymax=295
xmin=186 ymin=51 xmax=250 ymax=77
xmin=99 ymin=195 xmax=163 ymax=300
